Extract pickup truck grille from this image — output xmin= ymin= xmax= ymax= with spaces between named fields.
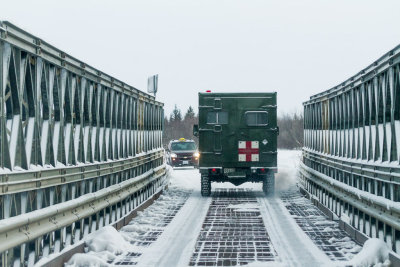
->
xmin=177 ymin=153 xmax=193 ymax=160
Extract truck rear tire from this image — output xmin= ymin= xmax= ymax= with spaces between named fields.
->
xmin=201 ymin=175 xmax=211 ymax=197
xmin=262 ymin=172 xmax=275 ymax=196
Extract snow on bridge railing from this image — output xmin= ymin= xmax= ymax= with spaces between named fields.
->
xmin=0 ymin=165 xmax=165 ymax=252
xmin=0 ymin=20 xmax=165 ymax=216
xmin=301 ymin=43 xmax=400 ymax=255
xmin=0 ymin=20 xmax=164 ymax=172
xmin=0 ymin=165 xmax=167 ymax=266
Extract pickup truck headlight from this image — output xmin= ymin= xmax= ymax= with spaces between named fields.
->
xmin=193 ymin=152 xmax=200 ymax=158
xmin=170 ymin=153 xmax=177 ymax=158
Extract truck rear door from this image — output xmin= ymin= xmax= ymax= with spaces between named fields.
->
xmin=200 ymin=98 xmax=227 ymax=155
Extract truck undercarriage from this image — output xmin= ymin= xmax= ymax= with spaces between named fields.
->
xmin=200 ymin=167 xmax=276 ymax=196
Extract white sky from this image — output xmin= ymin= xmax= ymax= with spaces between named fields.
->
xmin=2 ymin=0 xmax=400 ymax=117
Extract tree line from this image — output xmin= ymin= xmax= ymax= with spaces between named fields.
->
xmin=163 ymin=105 xmax=198 ymax=145
xmin=163 ymin=105 xmax=303 ymax=150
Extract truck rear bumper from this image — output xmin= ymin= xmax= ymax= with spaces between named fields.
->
xmin=251 ymin=167 xmax=278 ymax=173
xmin=199 ymin=166 xmax=277 ymax=186
xmin=199 ymin=167 xmax=278 ymax=174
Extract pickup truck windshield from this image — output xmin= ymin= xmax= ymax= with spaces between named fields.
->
xmin=171 ymin=142 xmax=196 ymax=151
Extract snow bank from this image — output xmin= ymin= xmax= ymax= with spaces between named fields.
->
xmin=66 ymin=253 xmax=109 ymax=267
xmin=122 ymin=222 xmax=153 ymax=235
xmin=347 ymin=238 xmax=390 ymax=267
xmin=66 ymin=226 xmax=136 ymax=266
xmin=84 ymin=226 xmax=133 ymax=254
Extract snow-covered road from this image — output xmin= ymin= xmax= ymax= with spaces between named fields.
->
xmin=258 ymin=195 xmax=330 ymax=266
xmin=138 ymin=190 xmax=211 ymax=266
xmin=66 ymin=150 xmax=369 ymax=267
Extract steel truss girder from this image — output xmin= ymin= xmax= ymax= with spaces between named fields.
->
xmin=0 ymin=21 xmax=164 ymax=173
xmin=302 ymin=43 xmax=400 ymax=255
xmin=0 ymin=21 xmax=166 ymax=267
xmin=300 ymin=163 xmax=400 ymax=253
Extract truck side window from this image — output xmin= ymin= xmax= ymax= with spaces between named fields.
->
xmin=246 ymin=111 xmax=268 ymax=126
xmin=218 ymin=112 xmax=228 ymax=124
xmin=207 ymin=111 xmax=228 ymax=124
xmin=207 ymin=112 xmax=217 ymax=123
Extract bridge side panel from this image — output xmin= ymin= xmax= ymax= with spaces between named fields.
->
xmin=0 ymin=21 xmax=166 ymax=266
xmin=301 ymin=45 xmax=400 ymax=254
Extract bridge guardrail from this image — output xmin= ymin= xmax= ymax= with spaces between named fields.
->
xmin=300 ymin=161 xmax=400 ymax=229
xmin=0 ymin=165 xmax=166 ymax=252
xmin=0 ymin=150 xmax=163 ymax=195
xmin=0 ymin=21 xmax=167 ymax=266
xmin=1 ymin=164 xmax=167 ymax=266
xmin=301 ymin=43 xmax=400 ymax=254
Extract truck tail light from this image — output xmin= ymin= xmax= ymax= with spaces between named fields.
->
xmin=257 ymin=168 xmax=266 ymax=174
xmin=210 ymin=168 xmax=219 ymax=175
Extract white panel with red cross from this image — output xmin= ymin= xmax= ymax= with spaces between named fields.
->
xmin=238 ymin=141 xmax=259 ymax=162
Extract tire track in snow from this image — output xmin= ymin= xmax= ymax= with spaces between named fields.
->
xmin=189 ymin=188 xmax=278 ymax=266
xmin=136 ymin=189 xmax=212 ymax=267
xmin=280 ymin=188 xmax=361 ymax=261
xmin=112 ymin=189 xmax=192 ymax=265
xmin=258 ymin=194 xmax=331 ymax=266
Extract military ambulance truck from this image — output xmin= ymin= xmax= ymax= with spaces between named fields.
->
xmin=193 ymin=92 xmax=278 ymax=196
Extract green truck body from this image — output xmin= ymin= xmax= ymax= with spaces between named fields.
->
xmin=194 ymin=92 xmax=278 ymax=196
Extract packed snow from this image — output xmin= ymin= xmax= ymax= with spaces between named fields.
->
xmin=227 ymin=202 xmax=260 ymax=212
xmin=84 ymin=226 xmax=134 ymax=254
xmin=347 ymin=238 xmax=390 ymax=267
xmin=66 ymin=226 xmax=140 ymax=266
xmin=67 ymin=254 xmax=109 ymax=267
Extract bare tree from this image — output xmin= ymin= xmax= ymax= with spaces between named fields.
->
xmin=277 ymin=112 xmax=303 ymax=149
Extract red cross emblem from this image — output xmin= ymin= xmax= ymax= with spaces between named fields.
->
xmin=238 ymin=141 xmax=259 ymax=162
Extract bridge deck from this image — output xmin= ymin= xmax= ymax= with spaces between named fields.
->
xmin=63 ymin=150 xmax=363 ymax=267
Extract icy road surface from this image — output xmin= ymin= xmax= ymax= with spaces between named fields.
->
xmin=67 ymin=150 xmax=367 ymax=267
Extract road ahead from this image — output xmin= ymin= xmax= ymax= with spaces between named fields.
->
xmin=66 ymin=150 xmax=361 ymax=267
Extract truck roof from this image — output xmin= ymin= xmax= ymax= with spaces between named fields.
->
xmin=169 ymin=139 xmax=195 ymax=143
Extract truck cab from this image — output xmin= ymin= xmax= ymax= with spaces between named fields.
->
xmin=193 ymin=92 xmax=278 ymax=196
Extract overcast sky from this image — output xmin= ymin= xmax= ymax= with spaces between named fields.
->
xmin=2 ymin=0 xmax=400 ymax=116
